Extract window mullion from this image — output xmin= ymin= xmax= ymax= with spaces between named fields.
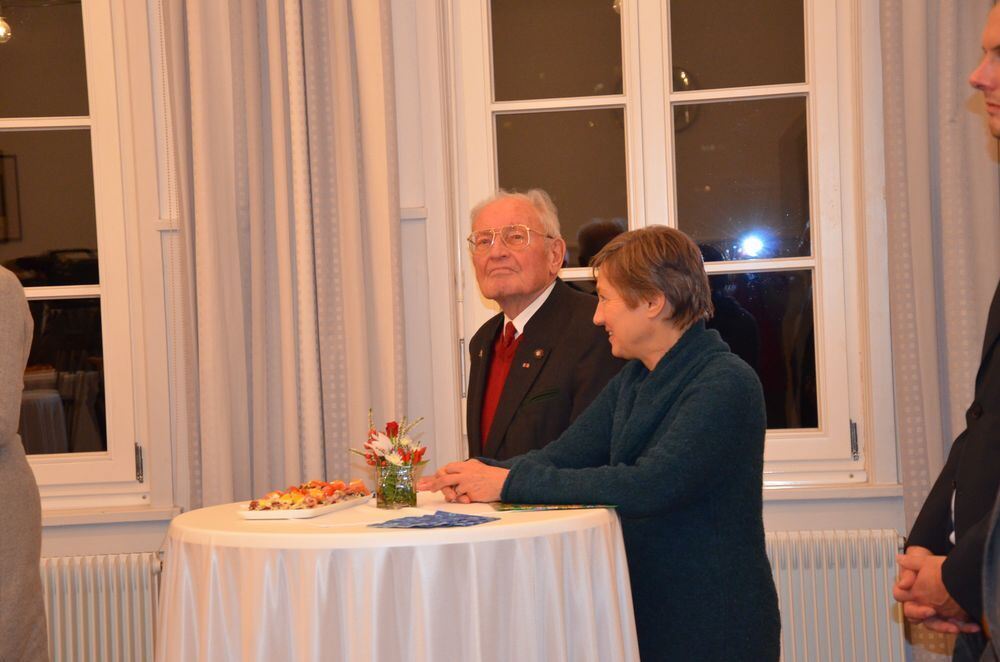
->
xmin=22 ymin=285 xmax=102 ymax=300
xmin=491 ymin=96 xmax=627 ymax=113
xmin=704 ymin=258 xmax=817 ymax=274
xmin=0 ymin=117 xmax=92 ymax=131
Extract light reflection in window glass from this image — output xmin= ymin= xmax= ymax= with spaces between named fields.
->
xmin=675 ymin=97 xmax=810 ymax=261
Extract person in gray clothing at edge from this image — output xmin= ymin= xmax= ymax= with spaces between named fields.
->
xmin=0 ymin=266 xmax=49 ymax=661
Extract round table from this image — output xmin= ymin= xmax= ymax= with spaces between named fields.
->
xmin=156 ymin=492 xmax=639 ymax=662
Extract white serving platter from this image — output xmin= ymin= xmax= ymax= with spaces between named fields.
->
xmin=238 ymin=495 xmax=371 ymax=520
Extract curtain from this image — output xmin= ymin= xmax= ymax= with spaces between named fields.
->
xmin=881 ymin=0 xmax=1000 ymax=657
xmin=163 ymin=0 xmax=405 ymax=509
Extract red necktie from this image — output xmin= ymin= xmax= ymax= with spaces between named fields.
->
xmin=501 ymin=321 xmax=516 ymax=351
xmin=480 ymin=322 xmax=518 ymax=452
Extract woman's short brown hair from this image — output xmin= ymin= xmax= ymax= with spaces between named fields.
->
xmin=591 ymin=225 xmax=713 ymax=330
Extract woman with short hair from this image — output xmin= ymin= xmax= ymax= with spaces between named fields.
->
xmin=420 ymin=226 xmax=780 ymax=660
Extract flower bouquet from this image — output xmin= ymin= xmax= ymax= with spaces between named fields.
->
xmin=352 ymin=411 xmax=427 ymax=509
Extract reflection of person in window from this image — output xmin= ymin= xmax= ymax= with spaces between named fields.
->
xmin=464 ymin=190 xmax=624 ymax=461
xmin=421 ymin=226 xmax=780 ymax=660
xmin=567 ymin=218 xmax=627 ymax=295
xmin=577 ymin=217 xmax=626 ymax=268
xmin=699 ymin=244 xmax=761 ymax=371
xmin=0 ymin=266 xmax=49 ymax=661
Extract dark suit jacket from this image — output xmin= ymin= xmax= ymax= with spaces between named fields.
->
xmin=466 ymin=279 xmax=625 ymax=461
xmin=907 ymin=279 xmax=1000 ymax=621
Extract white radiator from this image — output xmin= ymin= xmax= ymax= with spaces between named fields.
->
xmin=766 ymin=529 xmax=906 ymax=662
xmin=40 ymin=552 xmax=161 ymax=662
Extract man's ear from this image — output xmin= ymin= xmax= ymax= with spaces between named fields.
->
xmin=549 ymin=237 xmax=567 ymax=273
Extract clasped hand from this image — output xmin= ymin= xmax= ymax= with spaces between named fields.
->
xmin=892 ymin=546 xmax=980 ymax=634
xmin=416 ymin=460 xmax=509 ymax=504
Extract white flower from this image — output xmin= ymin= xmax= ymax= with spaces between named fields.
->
xmin=399 ymin=436 xmax=413 ymax=448
xmin=368 ymin=432 xmax=393 ymax=456
xmin=386 ymin=451 xmax=404 ymax=466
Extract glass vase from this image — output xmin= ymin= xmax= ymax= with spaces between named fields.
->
xmin=375 ymin=462 xmax=416 ymax=509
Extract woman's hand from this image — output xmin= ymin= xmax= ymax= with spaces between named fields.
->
xmin=417 ymin=460 xmax=509 ymax=503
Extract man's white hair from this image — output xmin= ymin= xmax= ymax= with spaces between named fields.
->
xmin=469 ymin=189 xmax=562 ymax=239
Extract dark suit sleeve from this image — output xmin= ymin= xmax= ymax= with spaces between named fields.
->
xmin=905 ymin=430 xmax=990 ymax=618
xmin=466 ymin=336 xmax=482 ymax=459
xmin=942 ymin=510 xmax=991 ymax=619
xmin=914 ymin=278 xmax=1000 ymax=620
xmin=906 ymin=291 xmax=1000 ymax=619
xmin=983 ymin=492 xmax=1000 ymax=649
xmin=906 ymin=434 xmax=962 ymax=555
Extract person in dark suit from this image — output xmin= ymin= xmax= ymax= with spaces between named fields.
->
xmin=894 ymin=282 xmax=1000 ymax=656
xmin=892 ymin=7 xmax=1000 ymax=660
xmin=465 ymin=190 xmax=624 ymax=461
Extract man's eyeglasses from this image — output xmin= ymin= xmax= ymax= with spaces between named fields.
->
xmin=466 ymin=224 xmax=555 ymax=254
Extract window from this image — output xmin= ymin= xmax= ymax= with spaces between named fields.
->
xmin=453 ymin=0 xmax=877 ymax=483
xmin=0 ymin=0 xmax=145 ymax=503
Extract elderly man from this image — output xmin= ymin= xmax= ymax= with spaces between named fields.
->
xmin=893 ymin=5 xmax=1000 ymax=659
xmin=464 ymin=189 xmax=624 ymax=461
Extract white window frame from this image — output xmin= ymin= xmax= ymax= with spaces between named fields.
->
xmin=1 ymin=0 xmax=157 ymax=508
xmin=450 ymin=0 xmax=893 ymax=485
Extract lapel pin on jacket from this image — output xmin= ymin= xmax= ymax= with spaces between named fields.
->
xmin=478 ymin=349 xmax=484 ymax=358
xmin=533 ymin=348 xmax=544 ymax=358
xmin=522 ymin=362 xmax=531 ymax=368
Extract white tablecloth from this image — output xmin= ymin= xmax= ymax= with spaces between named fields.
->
xmin=156 ymin=492 xmax=639 ymax=662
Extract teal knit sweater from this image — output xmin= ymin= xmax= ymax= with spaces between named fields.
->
xmin=496 ymin=322 xmax=780 ymax=661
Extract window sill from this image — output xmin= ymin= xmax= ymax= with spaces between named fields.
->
xmin=42 ymin=504 xmax=179 ymax=528
xmin=763 ymin=482 xmax=902 ymax=502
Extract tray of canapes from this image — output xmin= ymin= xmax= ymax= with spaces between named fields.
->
xmin=239 ymin=479 xmax=371 ymax=519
